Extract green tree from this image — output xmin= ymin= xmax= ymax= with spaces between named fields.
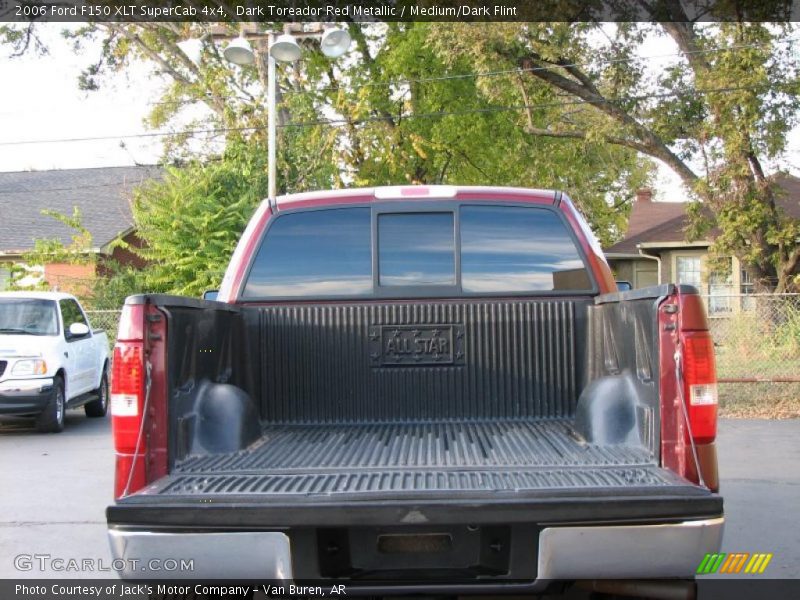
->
xmin=131 ymin=141 xmax=268 ymax=296
xmin=10 ymin=207 xmax=93 ymax=291
xmin=2 ymin=21 xmax=651 ymax=248
xmin=428 ymin=21 xmax=800 ymax=290
xmin=305 ymin=23 xmax=650 ymax=244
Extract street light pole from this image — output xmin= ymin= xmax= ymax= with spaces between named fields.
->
xmin=266 ymin=33 xmax=277 ymax=201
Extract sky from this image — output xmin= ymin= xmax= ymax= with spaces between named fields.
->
xmin=0 ymin=25 xmax=166 ymax=171
xmin=1 ymin=24 xmax=798 ymax=203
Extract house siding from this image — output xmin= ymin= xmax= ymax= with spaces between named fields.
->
xmin=98 ymin=230 xmax=147 ymax=277
xmin=610 ymin=260 xmax=635 ymax=284
xmin=43 ymin=263 xmax=95 ymax=296
xmin=607 ymin=249 xmax=747 ymax=296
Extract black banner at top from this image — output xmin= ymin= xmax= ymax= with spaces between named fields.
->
xmin=1 ymin=0 xmax=799 ymax=23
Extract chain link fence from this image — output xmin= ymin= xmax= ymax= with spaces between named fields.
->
xmin=85 ymin=310 xmax=122 ymax=348
xmin=700 ymin=293 xmax=800 ymax=416
xmin=700 ymin=293 xmax=800 ymax=382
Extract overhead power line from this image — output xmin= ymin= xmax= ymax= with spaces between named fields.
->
xmin=0 ymin=83 xmax=788 ymax=149
xmin=0 ymin=35 xmax=795 ymax=117
xmin=279 ymin=35 xmax=799 ymax=97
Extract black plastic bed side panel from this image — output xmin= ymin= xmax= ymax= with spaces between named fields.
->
xmin=141 ymin=297 xmax=260 ymax=466
xmin=577 ymin=286 xmax=672 ymax=453
xmin=252 ymin=298 xmax=591 ymax=423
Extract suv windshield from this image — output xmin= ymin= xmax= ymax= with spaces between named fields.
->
xmin=0 ymin=299 xmax=59 ymax=336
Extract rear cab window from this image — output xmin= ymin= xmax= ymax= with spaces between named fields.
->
xmin=243 ymin=208 xmax=372 ymax=298
xmin=378 ymin=213 xmax=456 ymax=287
xmin=241 ymin=203 xmax=595 ymax=300
xmin=460 ymin=206 xmax=592 ymax=292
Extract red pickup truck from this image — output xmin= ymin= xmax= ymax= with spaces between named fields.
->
xmin=106 ymin=186 xmax=723 ymax=596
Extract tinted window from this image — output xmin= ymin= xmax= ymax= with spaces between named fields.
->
xmin=243 ymin=208 xmax=372 ymax=298
xmin=460 ymin=206 xmax=592 ymax=292
xmin=60 ymin=299 xmax=89 ymax=338
xmin=378 ymin=213 xmax=455 ymax=286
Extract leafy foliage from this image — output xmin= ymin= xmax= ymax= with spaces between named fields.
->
xmin=85 ymin=262 xmax=150 ymax=310
xmin=20 ymin=207 xmax=94 ymax=267
xmin=3 ymin=19 xmax=798 ymax=291
xmin=131 ymin=141 xmax=268 ymax=296
xmin=428 ymin=21 xmax=800 ymax=290
xmin=307 ymin=23 xmax=650 ymax=244
xmin=8 ymin=207 xmax=93 ymax=292
xmin=3 ymin=22 xmax=650 ymax=247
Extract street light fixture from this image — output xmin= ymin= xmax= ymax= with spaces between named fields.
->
xmin=269 ymin=33 xmax=303 ymax=63
xmin=320 ymin=27 xmax=352 ymax=59
xmin=218 ymin=25 xmax=352 ymax=201
xmin=222 ymin=36 xmax=255 ymax=66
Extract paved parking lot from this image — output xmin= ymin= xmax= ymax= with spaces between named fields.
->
xmin=0 ymin=410 xmax=114 ymax=579
xmin=0 ymin=415 xmax=798 ymax=581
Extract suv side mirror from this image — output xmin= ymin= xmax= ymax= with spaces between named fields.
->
xmin=203 ymin=290 xmax=219 ymax=301
xmin=616 ymin=281 xmax=633 ymax=292
xmin=68 ymin=322 xmax=90 ymax=337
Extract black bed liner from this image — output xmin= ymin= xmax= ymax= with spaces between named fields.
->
xmin=111 ymin=290 xmax=725 ymax=530
xmin=112 ymin=416 xmax=721 ymax=531
xmin=135 ymin=420 xmax=686 ymax=499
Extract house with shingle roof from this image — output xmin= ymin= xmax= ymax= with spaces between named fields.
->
xmin=605 ymin=173 xmax=800 ymax=314
xmin=0 ymin=165 xmax=162 ymax=291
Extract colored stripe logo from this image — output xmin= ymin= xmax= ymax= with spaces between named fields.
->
xmin=697 ymin=553 xmax=773 ymax=574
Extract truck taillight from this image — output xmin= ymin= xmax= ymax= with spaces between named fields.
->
xmin=111 ymin=343 xmax=144 ymax=429
xmin=111 ymin=303 xmax=147 ymax=499
xmin=681 ymin=331 xmax=718 ymax=444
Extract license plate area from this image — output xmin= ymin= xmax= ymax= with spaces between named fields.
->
xmin=317 ymin=525 xmax=510 ymax=579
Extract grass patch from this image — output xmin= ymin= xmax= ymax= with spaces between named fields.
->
xmin=719 ymin=382 xmax=800 ymax=419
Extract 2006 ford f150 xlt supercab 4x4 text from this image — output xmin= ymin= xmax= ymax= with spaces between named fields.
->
xmin=106 ymin=186 xmax=723 ymax=594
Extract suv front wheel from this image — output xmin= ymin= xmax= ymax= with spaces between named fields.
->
xmin=36 ymin=376 xmax=65 ymax=433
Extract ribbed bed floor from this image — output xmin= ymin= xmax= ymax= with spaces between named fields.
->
xmin=153 ymin=420 xmax=678 ymax=497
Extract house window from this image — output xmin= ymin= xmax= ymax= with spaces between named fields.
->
xmin=676 ymin=256 xmax=702 ymax=289
xmin=740 ymin=268 xmax=755 ymax=311
xmin=707 ymin=258 xmax=733 ymax=314
xmin=740 ymin=268 xmax=755 ymax=294
xmin=0 ymin=265 xmax=9 ymax=291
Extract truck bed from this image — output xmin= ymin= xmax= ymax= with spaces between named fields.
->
xmin=144 ymin=419 xmax=683 ymax=498
xmin=116 ymin=291 xmax=716 ymax=518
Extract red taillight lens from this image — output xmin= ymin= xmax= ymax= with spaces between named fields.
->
xmin=111 ymin=342 xmax=144 ymax=453
xmin=111 ymin=340 xmax=147 ymax=499
xmin=682 ymin=331 xmax=718 ymax=444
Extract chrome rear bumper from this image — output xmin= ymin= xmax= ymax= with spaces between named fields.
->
xmin=107 ymin=530 xmax=292 ymax=579
xmin=538 ymin=517 xmax=724 ymax=579
xmin=108 ymin=516 xmax=723 ymax=581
